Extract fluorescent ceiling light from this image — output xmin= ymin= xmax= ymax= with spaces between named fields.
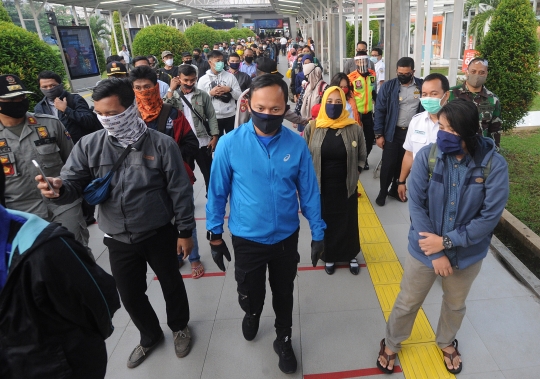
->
xmin=172 ymin=11 xmax=191 ymax=15
xmin=206 ymin=18 xmax=217 ymax=21
xmin=133 ymin=3 xmax=158 ymax=7
xmin=198 ymin=15 xmax=212 ymax=18
xmin=155 ymin=8 xmax=176 ymax=12
xmin=279 ymin=0 xmax=302 ymax=3
xmin=100 ymin=0 xmax=129 ymax=4
xmin=279 ymin=3 xmax=300 ymax=8
xmin=223 ymin=18 xmax=236 ymax=21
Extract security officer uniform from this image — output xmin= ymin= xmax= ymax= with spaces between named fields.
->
xmin=0 ymin=112 xmax=91 ymax=255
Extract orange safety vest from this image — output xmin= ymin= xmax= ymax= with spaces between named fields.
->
xmin=348 ymin=69 xmax=376 ymax=115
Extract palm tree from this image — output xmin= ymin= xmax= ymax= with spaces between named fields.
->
xmin=466 ymin=0 xmax=501 ymax=46
xmin=89 ymin=15 xmax=111 ymax=47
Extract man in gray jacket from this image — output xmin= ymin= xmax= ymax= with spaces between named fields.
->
xmin=37 ymin=78 xmax=196 ymax=369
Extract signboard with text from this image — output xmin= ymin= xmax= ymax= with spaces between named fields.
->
xmin=462 ymin=49 xmax=479 ymax=71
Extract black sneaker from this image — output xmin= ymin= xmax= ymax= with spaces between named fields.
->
xmin=375 ymin=193 xmax=386 ymax=206
xmin=364 ymin=160 xmax=369 ymax=170
xmin=242 ymin=314 xmax=260 ymax=341
xmin=273 ymin=336 xmax=297 ymax=374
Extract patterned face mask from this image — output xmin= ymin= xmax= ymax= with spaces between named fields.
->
xmin=95 ymin=103 xmax=147 ymax=147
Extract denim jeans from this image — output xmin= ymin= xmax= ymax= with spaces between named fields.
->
xmin=178 ymin=227 xmax=200 ymax=264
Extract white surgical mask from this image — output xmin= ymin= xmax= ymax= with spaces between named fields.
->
xmin=165 ymin=58 xmax=174 ymax=66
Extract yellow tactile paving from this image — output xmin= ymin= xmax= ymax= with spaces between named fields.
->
xmin=357 ymin=180 xmax=456 ymax=379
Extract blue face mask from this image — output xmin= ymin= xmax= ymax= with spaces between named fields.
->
xmin=325 ymin=103 xmax=343 ymax=119
xmin=229 ymin=62 xmax=240 ymax=70
xmin=214 ymin=61 xmax=224 ymax=72
xmin=370 ymin=56 xmax=378 ymax=64
xmin=420 ymin=96 xmax=444 ymax=115
xmin=436 ymin=130 xmax=465 ymax=155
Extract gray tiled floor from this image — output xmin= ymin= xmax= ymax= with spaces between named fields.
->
xmin=94 ymin=58 xmax=540 ymax=378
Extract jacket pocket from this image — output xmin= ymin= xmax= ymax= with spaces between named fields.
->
xmin=8 ymin=343 xmax=73 ymax=379
xmin=35 ymin=143 xmax=63 ymax=170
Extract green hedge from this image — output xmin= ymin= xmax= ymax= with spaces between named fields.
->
xmin=479 ymin=0 xmax=540 ymax=130
xmin=110 ymin=11 xmax=128 ymax=54
xmin=0 ymin=21 xmax=64 ymax=107
xmin=217 ymin=30 xmax=232 ymax=43
xmin=185 ymin=23 xmax=220 ymax=49
xmin=346 ymin=20 xmax=380 ymax=58
xmin=228 ymin=27 xmax=256 ymax=41
xmin=0 ymin=2 xmax=11 ymax=23
xmin=132 ymin=24 xmax=192 ymax=68
xmin=93 ymin=37 xmax=107 ymax=74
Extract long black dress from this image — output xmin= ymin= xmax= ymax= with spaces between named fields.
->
xmin=319 ymin=129 xmax=360 ymax=263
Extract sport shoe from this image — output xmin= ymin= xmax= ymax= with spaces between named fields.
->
xmin=173 ymin=326 xmax=192 ymax=358
xmin=273 ymin=336 xmax=297 ymax=374
xmin=242 ymin=314 xmax=260 ymax=341
xmin=127 ymin=333 xmax=164 ymax=368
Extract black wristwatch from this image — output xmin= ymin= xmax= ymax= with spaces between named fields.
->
xmin=442 ymin=235 xmax=453 ymax=250
xmin=397 ymin=180 xmax=406 ymax=186
xmin=207 ymin=231 xmax=223 ymax=241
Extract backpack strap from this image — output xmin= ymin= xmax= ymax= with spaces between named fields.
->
xmin=481 ymin=155 xmax=493 ymax=182
xmin=156 ymin=103 xmax=172 ymax=134
xmin=428 ymin=143 xmax=438 ymax=179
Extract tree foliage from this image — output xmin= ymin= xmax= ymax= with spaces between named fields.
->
xmin=3 ymin=3 xmax=78 ymax=36
xmin=217 ymin=30 xmax=232 ymax=43
xmin=132 ymin=24 xmax=192 ymax=68
xmin=110 ymin=11 xmax=128 ymax=54
xmin=0 ymin=21 xmax=64 ymax=107
xmin=0 ymin=2 xmax=11 ymax=23
xmin=185 ymin=23 xmax=221 ymax=49
xmin=346 ymin=20 xmax=380 ymax=58
xmin=89 ymin=15 xmax=111 ymax=46
xmin=479 ymin=0 xmax=539 ymax=130
xmin=228 ymin=27 xmax=256 ymax=41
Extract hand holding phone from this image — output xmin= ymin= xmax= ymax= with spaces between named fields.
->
xmin=32 ymin=160 xmax=58 ymax=196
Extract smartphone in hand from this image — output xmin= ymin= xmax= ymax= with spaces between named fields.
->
xmin=32 ymin=159 xmax=58 ymax=196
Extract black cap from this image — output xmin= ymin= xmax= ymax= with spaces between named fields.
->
xmin=106 ymin=61 xmax=127 ymax=76
xmin=182 ymin=52 xmax=192 ymax=57
xmin=0 ymin=74 xmax=34 ymax=99
xmin=256 ymin=57 xmax=283 ymax=78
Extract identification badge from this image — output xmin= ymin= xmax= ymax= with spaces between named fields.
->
xmin=1 ymin=154 xmax=16 ymax=177
xmin=352 ymin=141 xmax=357 ymax=147
xmin=399 ymin=97 xmax=403 ymax=101
xmin=36 ymin=126 xmax=49 ymax=139
xmin=414 ymin=130 xmax=426 ymax=135
xmin=355 ymin=80 xmax=362 ymax=89
xmin=370 ymin=76 xmax=375 ymax=83
xmin=0 ymin=138 xmax=11 ymax=154
xmin=34 ymin=137 xmax=57 ymax=146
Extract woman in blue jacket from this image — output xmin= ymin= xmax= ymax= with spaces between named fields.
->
xmin=376 ymin=99 xmax=509 ymax=375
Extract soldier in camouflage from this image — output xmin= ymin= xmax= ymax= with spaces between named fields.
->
xmin=448 ymin=57 xmax=502 ymax=146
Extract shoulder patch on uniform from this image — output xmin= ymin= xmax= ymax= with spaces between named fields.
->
xmin=28 ymin=116 xmax=37 ymax=124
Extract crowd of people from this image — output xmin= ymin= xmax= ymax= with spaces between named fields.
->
xmin=0 ymin=33 xmax=508 ymax=378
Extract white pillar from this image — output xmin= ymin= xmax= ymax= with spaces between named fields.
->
xmin=320 ymin=5 xmax=325 ymax=67
xmin=118 ymin=10 xmax=128 ymax=47
xmin=354 ymin=0 xmax=359 ymax=50
xmin=327 ymin=0 xmax=332 ymax=74
xmin=71 ymin=6 xmax=79 ymax=25
xmin=27 ymin=0 xmax=44 ymax=40
xmin=338 ymin=0 xmax=344 ymax=71
xmin=414 ymin=0 xmax=425 ymax=74
xmin=83 ymin=7 xmax=90 ymax=28
xmin=110 ymin=12 xmax=119 ymax=54
xmin=423 ymin=0 xmax=434 ymax=76
xmin=14 ymin=0 xmax=26 ymax=30
xmin=362 ymin=0 xmax=368 ymax=43
xmin=448 ymin=0 xmax=465 ymax=86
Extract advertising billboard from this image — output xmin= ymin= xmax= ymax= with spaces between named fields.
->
xmin=254 ymin=19 xmax=283 ymax=29
xmin=57 ymin=26 xmax=100 ymax=80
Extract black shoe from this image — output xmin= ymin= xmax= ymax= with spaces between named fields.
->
xmin=375 ymin=193 xmax=386 ymax=206
xmin=388 ymin=190 xmax=407 ymax=203
xmin=273 ymin=336 xmax=297 ymax=374
xmin=325 ymin=263 xmax=335 ymax=275
xmin=350 ymin=259 xmax=360 ymax=275
xmin=364 ymin=161 xmax=369 ymax=170
xmin=242 ymin=314 xmax=260 ymax=341
xmin=85 ymin=217 xmax=96 ymax=226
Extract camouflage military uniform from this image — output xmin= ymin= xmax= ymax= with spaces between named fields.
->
xmin=449 ymin=83 xmax=502 ymax=145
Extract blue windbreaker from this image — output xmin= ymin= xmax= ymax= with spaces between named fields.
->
xmin=408 ymin=137 xmax=509 ymax=269
xmin=206 ymin=120 xmax=326 ymax=244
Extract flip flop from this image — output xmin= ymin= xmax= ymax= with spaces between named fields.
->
xmin=442 ymin=339 xmax=462 ymax=374
xmin=191 ymin=263 xmax=205 ymax=279
xmin=376 ymin=338 xmax=396 ymax=374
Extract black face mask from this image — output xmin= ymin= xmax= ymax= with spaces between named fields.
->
xmin=244 ymin=56 xmax=254 ymax=64
xmin=40 ymin=84 xmax=63 ymax=101
xmin=184 ymin=59 xmax=192 ymax=65
xmin=0 ymin=98 xmax=29 ymax=119
xmin=183 ymin=84 xmax=195 ymax=92
xmin=397 ymin=73 xmax=413 ymax=84
xmin=325 ymin=103 xmax=343 ymax=119
xmin=250 ymin=108 xmax=287 ymax=134
xmin=193 ymin=54 xmax=200 ymax=61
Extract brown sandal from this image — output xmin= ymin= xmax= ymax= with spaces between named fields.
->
xmin=376 ymin=338 xmax=396 ymax=374
xmin=442 ymin=339 xmax=462 ymax=374
xmin=191 ymin=262 xmax=205 ymax=279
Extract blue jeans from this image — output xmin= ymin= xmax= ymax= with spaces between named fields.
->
xmin=178 ymin=227 xmax=200 ymax=264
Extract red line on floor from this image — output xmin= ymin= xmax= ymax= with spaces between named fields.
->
xmin=298 ymin=264 xmax=367 ymax=271
xmin=153 ymin=272 xmax=226 ymax=280
xmin=303 ymin=366 xmax=402 ymax=379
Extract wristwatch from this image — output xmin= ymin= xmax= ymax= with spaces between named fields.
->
xmin=167 ymin=88 xmax=173 ymax=93
xmin=442 ymin=235 xmax=453 ymax=250
xmin=375 ymin=134 xmax=383 ymax=139
xmin=397 ymin=180 xmax=406 ymax=186
xmin=207 ymin=231 xmax=223 ymax=241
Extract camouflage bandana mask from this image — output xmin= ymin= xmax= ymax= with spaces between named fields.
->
xmin=95 ymin=103 xmax=147 ymax=147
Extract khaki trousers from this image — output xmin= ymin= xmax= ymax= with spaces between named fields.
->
xmin=385 ymin=254 xmax=482 ymax=352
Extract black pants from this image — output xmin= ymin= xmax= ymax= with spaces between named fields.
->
xmin=195 ymin=146 xmax=213 ymax=193
xmin=379 ymin=127 xmax=408 ymax=196
xmin=105 ymin=223 xmax=190 ymax=348
xmin=232 ymin=230 xmax=300 ymax=339
xmin=81 ymin=199 xmax=95 ymax=222
xmin=218 ymin=115 xmax=235 ymax=136
xmin=281 ymin=44 xmax=287 ymax=55
xmin=360 ymin=111 xmax=375 ymax=158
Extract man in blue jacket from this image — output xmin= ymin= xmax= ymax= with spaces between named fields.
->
xmin=373 ymin=57 xmax=423 ymax=206
xmin=206 ymin=74 xmax=326 ymax=375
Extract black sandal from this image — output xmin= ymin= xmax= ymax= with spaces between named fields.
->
xmin=442 ymin=339 xmax=463 ymax=374
xmin=376 ymin=338 xmax=396 ymax=374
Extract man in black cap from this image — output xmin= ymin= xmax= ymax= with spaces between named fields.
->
xmin=180 ymin=52 xmax=199 ymax=79
xmin=106 ymin=61 xmax=128 ymax=78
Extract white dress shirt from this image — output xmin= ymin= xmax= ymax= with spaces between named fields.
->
xmin=403 ymin=110 xmax=439 ymax=158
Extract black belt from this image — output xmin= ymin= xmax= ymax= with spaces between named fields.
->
xmin=396 ymin=126 xmax=408 ymax=130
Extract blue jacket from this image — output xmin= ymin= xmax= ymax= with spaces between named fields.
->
xmin=373 ymin=77 xmax=424 ymax=142
xmin=407 ymin=137 xmax=509 ymax=269
xmin=206 ymin=120 xmax=326 ymax=244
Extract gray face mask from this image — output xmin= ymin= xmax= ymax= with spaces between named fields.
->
xmin=467 ymin=74 xmax=487 ymax=88
xmin=41 ymin=84 xmax=63 ymax=101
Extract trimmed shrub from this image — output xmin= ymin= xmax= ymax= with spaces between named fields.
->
xmin=346 ymin=20 xmax=380 ymax=58
xmin=228 ymin=27 xmax=256 ymax=41
xmin=479 ymin=0 xmax=540 ymax=130
xmin=93 ymin=37 xmax=107 ymax=74
xmin=0 ymin=21 xmax=64 ymax=107
xmin=132 ymin=24 xmax=192 ymax=68
xmin=0 ymin=2 xmax=12 ymax=23
xmin=217 ymin=30 xmax=232 ymax=43
xmin=185 ymin=23 xmax=220 ymax=49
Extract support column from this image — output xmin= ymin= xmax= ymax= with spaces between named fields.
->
xmin=14 ymin=0 xmax=26 ymax=30
xmin=448 ymin=0 xmax=465 ymax=86
xmin=83 ymin=7 xmax=90 ymax=27
xmin=327 ymin=0 xmax=332 ymax=74
xmin=354 ymin=0 xmax=359 ymax=50
xmin=71 ymin=6 xmax=79 ymax=25
xmin=28 ymin=0 xmax=45 ymax=40
xmin=384 ymin=0 xmax=408 ymax=80
xmin=414 ymin=0 xmax=425 ymax=74
xmin=118 ymin=9 xmax=128 ymax=47
xmin=362 ymin=0 xmax=369 ymax=45
xmin=338 ymin=0 xmax=344 ymax=71
xmin=110 ymin=12 xmax=119 ymax=54
xmin=320 ymin=5 xmax=325 ymax=68
xmin=423 ymin=0 xmax=434 ymax=76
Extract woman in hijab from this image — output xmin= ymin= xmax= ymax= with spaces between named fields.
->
xmin=294 ymin=54 xmax=312 ymax=95
xmin=304 ymin=87 xmax=367 ymax=275
xmin=299 ymin=63 xmax=326 ymax=121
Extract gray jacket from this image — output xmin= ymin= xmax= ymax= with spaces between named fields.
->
xmin=304 ymin=120 xmax=367 ymax=198
xmin=53 ymin=129 xmax=195 ymax=244
xmin=164 ymin=88 xmax=219 ymax=138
